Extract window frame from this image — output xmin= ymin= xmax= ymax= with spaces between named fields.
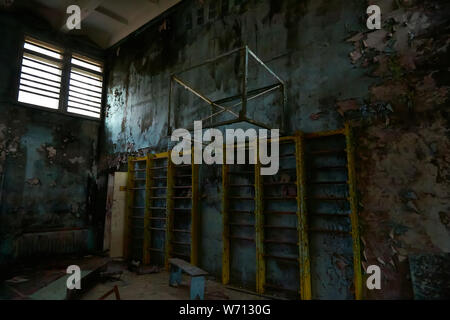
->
xmin=15 ymin=35 xmax=106 ymax=122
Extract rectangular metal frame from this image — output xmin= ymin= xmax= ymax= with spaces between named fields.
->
xmin=168 ymin=46 xmax=286 ymax=134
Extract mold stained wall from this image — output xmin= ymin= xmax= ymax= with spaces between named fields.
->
xmin=0 ymin=11 xmax=104 ymax=267
xmin=102 ymin=0 xmax=449 ymax=298
xmin=347 ymin=0 xmax=450 ymax=299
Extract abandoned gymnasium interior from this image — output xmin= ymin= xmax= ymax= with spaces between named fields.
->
xmin=0 ymin=0 xmax=449 ymax=304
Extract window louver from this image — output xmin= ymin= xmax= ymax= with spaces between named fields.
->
xmin=18 ymin=37 xmax=63 ymax=110
xmin=68 ymin=54 xmax=104 ymax=119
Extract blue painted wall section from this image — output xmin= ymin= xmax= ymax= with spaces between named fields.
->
xmin=0 ymin=11 xmax=104 ymax=268
xmin=100 ymin=0 xmax=450 ymax=299
xmin=0 ymin=0 xmax=447 ymax=300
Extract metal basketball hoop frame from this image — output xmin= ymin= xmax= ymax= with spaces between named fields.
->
xmin=168 ymin=46 xmax=286 ymax=135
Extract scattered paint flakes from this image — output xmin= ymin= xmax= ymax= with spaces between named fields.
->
xmin=336 ymin=99 xmax=359 ymax=116
xmin=363 ymin=30 xmax=389 ymax=51
xmin=309 ymin=112 xmax=322 ymax=120
xmin=350 ymin=50 xmax=362 ymax=62
xmin=69 ymin=157 xmax=85 ymax=165
xmin=377 ymin=257 xmax=386 ymax=266
xmin=46 ymin=146 xmax=57 ymax=158
xmin=346 ymin=32 xmax=364 ymax=42
xmin=26 ymin=178 xmax=41 ymax=186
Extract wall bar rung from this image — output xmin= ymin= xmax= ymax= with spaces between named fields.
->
xmin=263 ymin=182 xmax=296 ymax=186
xmin=229 ymin=223 xmax=254 ymax=227
xmin=230 ymin=236 xmax=255 ymax=242
xmin=309 ymin=181 xmax=348 ymax=185
xmin=304 ymin=128 xmax=345 ymax=139
xmin=279 ymin=154 xmax=296 ymax=159
xmin=310 ymin=213 xmax=350 ymax=218
xmin=171 ymin=241 xmax=191 ymax=246
xmin=313 ymin=166 xmax=348 ymax=170
xmin=264 ymin=239 xmax=298 ymax=246
xmin=264 ymin=211 xmax=296 ymax=215
xmin=264 ymin=225 xmax=297 ymax=230
xmin=264 ymin=254 xmax=299 ymax=262
xmin=229 ymin=184 xmax=254 ymax=187
xmin=308 ymin=197 xmax=349 ymax=201
xmin=173 ymin=229 xmax=191 ymax=233
xmin=264 ymin=196 xmax=297 ymax=200
xmin=228 ymin=171 xmax=254 ymax=175
xmin=309 ymin=228 xmax=351 ymax=235
xmin=228 ymin=197 xmax=255 ymax=200
xmin=307 ymin=149 xmax=346 ymax=155
xmin=230 ymin=210 xmax=254 ymax=214
xmin=149 ymin=227 xmax=166 ymax=231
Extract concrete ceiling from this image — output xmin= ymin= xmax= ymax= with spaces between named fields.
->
xmin=13 ymin=0 xmax=182 ymax=49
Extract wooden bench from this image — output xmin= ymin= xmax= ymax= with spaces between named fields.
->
xmin=168 ymin=258 xmax=208 ymax=300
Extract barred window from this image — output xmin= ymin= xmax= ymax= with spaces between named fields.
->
xmin=68 ymin=54 xmax=104 ymax=119
xmin=17 ymin=37 xmax=104 ymax=120
xmin=18 ymin=37 xmax=63 ymax=110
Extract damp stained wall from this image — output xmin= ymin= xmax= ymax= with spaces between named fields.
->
xmin=0 ymin=11 xmax=104 ymax=267
xmin=102 ymin=0 xmax=369 ymax=277
xmin=347 ymin=0 xmax=450 ymax=299
xmin=100 ymin=0 xmax=449 ymax=299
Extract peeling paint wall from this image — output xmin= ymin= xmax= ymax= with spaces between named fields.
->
xmin=0 ymin=11 xmax=103 ymax=267
xmin=102 ymin=0 xmax=369 ymax=280
xmin=102 ymin=0 xmax=372 ymax=157
xmin=343 ymin=0 xmax=450 ymax=299
xmin=101 ymin=0 xmax=449 ymax=298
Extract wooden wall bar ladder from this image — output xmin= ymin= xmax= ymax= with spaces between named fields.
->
xmin=303 ymin=123 xmax=362 ymax=300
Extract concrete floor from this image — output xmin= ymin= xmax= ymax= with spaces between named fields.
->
xmin=81 ymin=270 xmax=267 ymax=300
